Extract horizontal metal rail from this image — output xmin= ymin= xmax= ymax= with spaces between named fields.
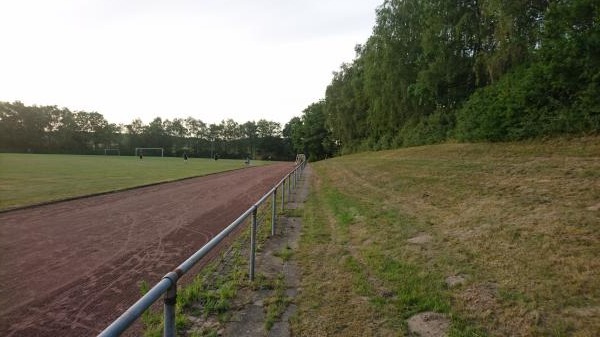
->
xmin=99 ymin=158 xmax=306 ymax=337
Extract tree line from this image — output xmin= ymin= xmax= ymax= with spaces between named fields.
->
xmin=4 ymin=1 xmax=598 ymax=162
xmin=287 ymin=0 xmax=599 ymax=159
xmin=0 ymin=101 xmax=294 ymax=160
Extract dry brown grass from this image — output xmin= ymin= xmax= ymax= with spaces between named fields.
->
xmin=293 ymin=137 xmax=599 ymax=336
xmin=292 ymin=175 xmax=387 ymax=336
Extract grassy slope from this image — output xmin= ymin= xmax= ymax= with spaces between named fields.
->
xmin=293 ymin=137 xmax=599 ymax=336
xmin=0 ymin=154 xmax=271 ymax=210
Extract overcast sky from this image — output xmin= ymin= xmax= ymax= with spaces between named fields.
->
xmin=0 ymin=0 xmax=381 ymax=127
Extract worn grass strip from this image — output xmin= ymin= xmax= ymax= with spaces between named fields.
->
xmin=292 ymin=181 xmax=389 ymax=336
xmin=0 ymin=153 xmax=272 ymax=210
xmin=293 ymin=177 xmax=464 ymax=336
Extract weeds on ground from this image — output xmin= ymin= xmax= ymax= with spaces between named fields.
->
xmin=273 ymin=245 xmax=293 ymax=262
xmin=139 ymin=198 xmax=279 ymax=336
xmin=281 ymin=208 xmax=303 ymax=218
xmin=188 ymin=328 xmax=218 ymax=337
xmin=264 ymin=273 xmax=291 ymax=331
xmin=137 ymin=280 xmax=163 ymax=337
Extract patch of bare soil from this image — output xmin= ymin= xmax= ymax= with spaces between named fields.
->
xmin=458 ymin=283 xmax=500 ymax=317
xmin=445 ymin=275 xmax=467 ymax=288
xmin=586 ymin=202 xmax=600 ymax=211
xmin=407 ymin=233 xmax=433 ymax=244
xmin=407 ymin=312 xmax=450 ymax=337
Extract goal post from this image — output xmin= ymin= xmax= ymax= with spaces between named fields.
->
xmin=104 ymin=148 xmax=120 ymax=156
xmin=135 ymin=147 xmax=164 ymax=157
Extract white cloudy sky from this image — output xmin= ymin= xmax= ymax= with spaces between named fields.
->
xmin=0 ymin=0 xmax=381 ymax=127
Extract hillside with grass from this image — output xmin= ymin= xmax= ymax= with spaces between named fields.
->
xmin=292 ymin=137 xmax=599 ymax=336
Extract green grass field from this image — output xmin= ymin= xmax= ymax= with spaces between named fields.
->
xmin=293 ymin=137 xmax=599 ymax=336
xmin=0 ymin=153 xmax=273 ymax=210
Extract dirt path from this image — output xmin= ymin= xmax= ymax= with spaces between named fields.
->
xmin=219 ymin=165 xmax=311 ymax=337
xmin=0 ymin=163 xmax=294 ymax=337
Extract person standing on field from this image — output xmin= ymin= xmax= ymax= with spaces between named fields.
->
xmin=183 ymin=152 xmax=188 ymax=162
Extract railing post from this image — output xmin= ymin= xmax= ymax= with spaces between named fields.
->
xmin=287 ymin=173 xmax=291 ymax=197
xmin=281 ymin=180 xmax=285 ymax=212
xmin=163 ymin=273 xmax=178 ymax=337
xmin=249 ymin=207 xmax=257 ymax=281
xmin=272 ymin=189 xmax=277 ymax=236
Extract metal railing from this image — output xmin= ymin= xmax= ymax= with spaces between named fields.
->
xmin=98 ymin=159 xmax=307 ymax=337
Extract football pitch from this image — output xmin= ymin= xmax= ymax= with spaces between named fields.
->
xmin=0 ymin=153 xmax=273 ymax=210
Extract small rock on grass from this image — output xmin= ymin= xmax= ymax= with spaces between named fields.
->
xmin=407 ymin=234 xmax=433 ymax=244
xmin=586 ymin=202 xmax=600 ymax=211
xmin=407 ymin=312 xmax=450 ymax=337
xmin=445 ymin=275 xmax=467 ymax=288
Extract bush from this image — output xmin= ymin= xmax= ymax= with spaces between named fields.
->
xmin=455 ymin=60 xmax=600 ymax=142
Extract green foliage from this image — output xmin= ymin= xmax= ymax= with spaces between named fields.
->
xmin=0 ymin=102 xmax=295 ymax=160
xmin=286 ymin=0 xmax=598 ymax=157
xmin=264 ymin=273 xmax=290 ymax=331
xmin=325 ymin=60 xmax=370 ymax=153
xmin=137 ymin=279 xmax=163 ymax=337
xmin=397 ymin=110 xmax=455 ymax=147
xmin=455 ymin=64 xmax=547 ymax=141
xmin=273 ymin=245 xmax=293 ymax=262
xmin=186 ymin=280 xmax=236 ymax=315
xmin=283 ymin=101 xmax=335 ymax=161
xmin=456 ymin=0 xmax=600 ymax=142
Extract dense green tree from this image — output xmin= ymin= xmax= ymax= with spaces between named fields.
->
xmin=145 ymin=117 xmax=167 ymax=148
xmin=455 ymin=0 xmax=599 ymax=141
xmin=54 ymin=109 xmax=81 ymax=152
xmin=254 ymin=120 xmax=283 ymax=159
xmin=241 ymin=121 xmax=258 ymax=158
xmin=305 ymin=0 xmax=597 ymax=156
xmin=71 ymin=111 xmax=116 ymax=150
xmin=283 ymin=116 xmax=303 ymax=155
xmin=0 ymin=101 xmax=49 ymax=151
xmin=185 ymin=117 xmax=207 ymax=155
xmin=256 ymin=119 xmax=281 ymax=138
xmin=287 ymin=101 xmax=335 ymax=161
xmin=325 ymin=58 xmax=369 ymax=153
xmin=0 ymin=101 xmax=294 ymax=159
xmin=207 ymin=122 xmax=223 ymax=158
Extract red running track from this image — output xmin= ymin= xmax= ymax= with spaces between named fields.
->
xmin=0 ymin=162 xmax=294 ymax=336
